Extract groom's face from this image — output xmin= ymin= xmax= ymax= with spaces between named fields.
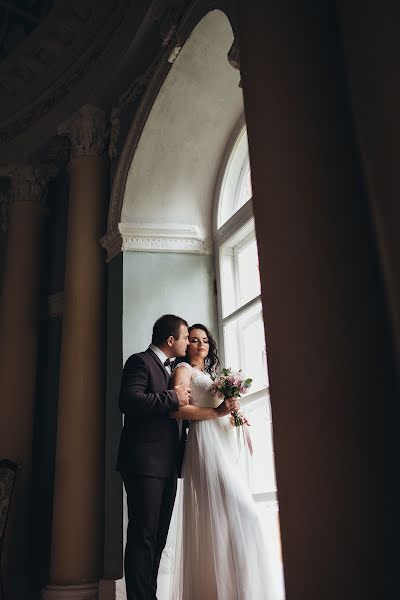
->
xmin=171 ymin=325 xmax=190 ymax=357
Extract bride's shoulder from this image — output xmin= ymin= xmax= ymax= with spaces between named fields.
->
xmin=175 ymin=361 xmax=193 ymax=373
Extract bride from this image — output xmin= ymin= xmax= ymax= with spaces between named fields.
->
xmin=169 ymin=324 xmax=281 ymax=600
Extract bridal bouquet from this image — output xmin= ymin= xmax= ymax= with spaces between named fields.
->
xmin=211 ymin=368 xmax=252 ymax=427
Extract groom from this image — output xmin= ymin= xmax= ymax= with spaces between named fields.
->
xmin=117 ymin=314 xmax=191 ymax=600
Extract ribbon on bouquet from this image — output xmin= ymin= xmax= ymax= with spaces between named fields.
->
xmin=235 ymin=420 xmax=253 ymax=461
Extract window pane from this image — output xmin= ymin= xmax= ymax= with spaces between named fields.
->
xmin=223 ymin=301 xmax=268 ymax=393
xmin=236 ymin=237 xmax=261 ymax=306
xmin=237 ymin=165 xmax=253 ymax=210
xmin=219 ymin=223 xmax=261 ymax=317
xmin=218 ymin=127 xmax=249 ymax=228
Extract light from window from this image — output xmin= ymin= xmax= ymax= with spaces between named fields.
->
xmin=223 ymin=302 xmax=268 ymax=393
xmin=237 ymin=236 xmax=261 ymax=306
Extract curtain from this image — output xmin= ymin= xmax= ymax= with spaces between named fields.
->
xmin=240 ymin=2 xmax=399 ymax=599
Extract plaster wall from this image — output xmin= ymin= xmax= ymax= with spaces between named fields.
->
xmin=122 ymin=10 xmax=242 ymax=240
xmin=122 ymin=251 xmax=218 ymax=360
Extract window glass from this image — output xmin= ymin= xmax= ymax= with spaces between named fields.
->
xmin=218 ymin=126 xmax=251 ymax=228
xmin=236 ymin=163 xmax=253 ymax=210
xmin=219 ymin=224 xmax=261 ymax=318
xmin=223 ymin=301 xmax=268 ymax=393
xmin=236 ymin=236 xmax=261 ymax=306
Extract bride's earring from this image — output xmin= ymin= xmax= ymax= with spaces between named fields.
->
xmin=205 ymin=357 xmax=211 ymax=373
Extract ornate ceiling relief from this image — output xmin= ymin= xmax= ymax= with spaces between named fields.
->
xmin=0 ymin=0 xmax=55 ymax=63
xmin=0 ymin=0 xmax=130 ymax=144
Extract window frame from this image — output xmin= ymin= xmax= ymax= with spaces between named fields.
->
xmin=215 ymin=196 xmax=277 ymax=503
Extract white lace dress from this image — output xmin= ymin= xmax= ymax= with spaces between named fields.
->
xmin=170 ymin=363 xmax=281 ymax=600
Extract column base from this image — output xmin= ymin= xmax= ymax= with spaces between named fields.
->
xmin=98 ymin=578 xmax=123 ymax=600
xmin=41 ymin=584 xmax=98 ymax=600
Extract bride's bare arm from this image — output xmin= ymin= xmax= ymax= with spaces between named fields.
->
xmin=170 ymin=364 xmax=239 ymax=420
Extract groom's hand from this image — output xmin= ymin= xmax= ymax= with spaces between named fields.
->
xmin=174 ymin=383 xmax=191 ymax=406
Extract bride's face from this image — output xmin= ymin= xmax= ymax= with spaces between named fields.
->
xmin=187 ymin=328 xmax=210 ymax=362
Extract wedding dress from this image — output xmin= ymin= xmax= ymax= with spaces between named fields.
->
xmin=170 ymin=362 xmax=283 ymax=600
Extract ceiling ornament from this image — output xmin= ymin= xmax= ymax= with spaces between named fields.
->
xmin=0 ymin=0 xmax=130 ymax=144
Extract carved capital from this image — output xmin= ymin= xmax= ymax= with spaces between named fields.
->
xmin=58 ymin=104 xmax=108 ymax=159
xmin=6 ymin=165 xmax=58 ymax=207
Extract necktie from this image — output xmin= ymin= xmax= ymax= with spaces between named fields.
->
xmin=164 ymin=358 xmax=172 ymax=368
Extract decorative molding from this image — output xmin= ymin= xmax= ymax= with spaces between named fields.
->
xmin=100 ymin=227 xmax=124 ymax=263
xmin=159 ymin=8 xmax=180 ymax=49
xmin=58 ymin=104 xmax=108 ymax=159
xmin=41 ymin=583 xmax=98 ymax=600
xmin=108 ymin=107 xmax=121 ymax=160
xmin=101 ymin=221 xmax=212 ymax=261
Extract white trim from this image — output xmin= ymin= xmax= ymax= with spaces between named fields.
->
xmin=239 ymin=386 xmax=270 ymax=407
xmin=222 ymin=293 xmax=262 ymax=325
xmin=214 ymin=198 xmax=254 ymax=246
xmin=101 ymin=222 xmax=212 ymax=259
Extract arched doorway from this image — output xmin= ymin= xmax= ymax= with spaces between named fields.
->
xmin=107 ymin=9 xmax=284 ymax=599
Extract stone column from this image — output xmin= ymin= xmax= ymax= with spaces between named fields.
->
xmin=0 ymin=165 xmax=55 ymax=598
xmin=42 ymin=106 xmax=108 ymax=600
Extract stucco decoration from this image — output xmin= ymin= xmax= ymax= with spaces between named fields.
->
xmin=0 ymin=0 xmax=130 ymax=144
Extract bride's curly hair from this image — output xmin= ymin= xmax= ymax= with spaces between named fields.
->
xmin=188 ymin=323 xmax=220 ymax=376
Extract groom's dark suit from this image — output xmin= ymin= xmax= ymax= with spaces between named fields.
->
xmin=117 ymin=347 xmax=186 ymax=600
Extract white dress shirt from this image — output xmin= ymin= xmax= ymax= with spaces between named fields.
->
xmin=149 ymin=344 xmax=174 ymax=376
xmin=148 ymin=344 xmax=182 ymax=436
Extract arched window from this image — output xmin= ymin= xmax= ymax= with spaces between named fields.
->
xmin=215 ymin=121 xmax=283 ymax=586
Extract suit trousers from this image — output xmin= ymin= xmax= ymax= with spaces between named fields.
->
xmin=122 ymin=471 xmax=177 ymax=600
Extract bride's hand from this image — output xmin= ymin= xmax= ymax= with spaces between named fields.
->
xmin=216 ymin=398 xmax=240 ymax=416
xmin=229 ymin=398 xmax=240 ymax=413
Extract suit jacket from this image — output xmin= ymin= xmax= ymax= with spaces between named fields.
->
xmin=117 ymin=348 xmax=186 ymax=477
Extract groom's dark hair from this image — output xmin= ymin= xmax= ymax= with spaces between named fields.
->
xmin=152 ymin=314 xmax=188 ymax=345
